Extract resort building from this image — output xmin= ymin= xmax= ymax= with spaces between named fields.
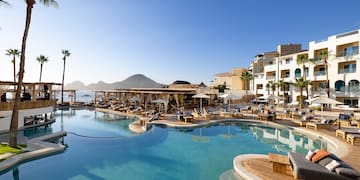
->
xmin=211 ymin=68 xmax=249 ymax=99
xmin=249 ymin=29 xmax=360 ymax=108
xmin=0 ymin=81 xmax=61 ymax=132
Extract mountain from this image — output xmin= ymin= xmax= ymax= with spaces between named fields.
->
xmin=64 ymin=81 xmax=86 ymax=90
xmin=65 ymin=74 xmax=162 ymax=90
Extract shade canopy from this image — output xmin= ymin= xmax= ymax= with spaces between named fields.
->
xmin=192 ymin=93 xmax=210 ymax=99
xmin=151 ymin=99 xmax=166 ymax=104
xmin=128 ymin=96 xmax=141 ymax=102
xmin=310 ymin=96 xmax=343 ymax=105
xmin=192 ymin=93 xmax=210 ymax=110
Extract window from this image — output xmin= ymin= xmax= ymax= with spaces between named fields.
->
xmin=343 ymin=64 xmax=356 ymax=73
xmin=349 ymin=80 xmax=360 ymax=92
xmin=335 ymin=80 xmax=345 ymax=92
xmin=285 ymin=58 xmax=292 ymax=64
xmin=344 ymin=46 xmax=359 ymax=56
xmin=295 ymin=68 xmax=301 ymax=78
xmin=304 ymin=68 xmax=309 ymax=77
xmin=284 ymin=71 xmax=290 ymax=78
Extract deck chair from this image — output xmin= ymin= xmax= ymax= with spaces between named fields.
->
xmin=306 ymin=119 xmax=335 ymax=130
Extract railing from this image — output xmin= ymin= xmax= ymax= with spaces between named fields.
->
xmin=336 ymin=51 xmax=359 ymax=57
xmin=334 ymin=86 xmax=360 ymax=93
xmin=0 ymin=99 xmax=57 ymax=111
xmin=314 ymin=71 xmax=326 ymax=76
xmin=338 ymin=68 xmax=356 ymax=74
xmin=266 ymin=75 xmax=276 ymax=80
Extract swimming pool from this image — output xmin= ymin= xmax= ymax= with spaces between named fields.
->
xmin=0 ymin=109 xmax=331 ymax=180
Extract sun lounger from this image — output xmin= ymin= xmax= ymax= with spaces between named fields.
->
xmin=346 ymin=134 xmax=360 ymax=145
xmin=306 ymin=119 xmax=335 ymax=131
xmin=288 ymin=151 xmax=360 ymax=179
xmin=336 ymin=128 xmax=360 ymax=140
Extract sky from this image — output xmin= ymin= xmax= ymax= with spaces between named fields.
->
xmin=1 ymin=0 xmax=360 ymax=86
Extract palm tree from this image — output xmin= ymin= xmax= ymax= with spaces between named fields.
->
xmin=61 ymin=49 xmax=71 ymax=104
xmin=0 ymin=0 xmax=9 ymax=5
xmin=278 ymin=79 xmax=289 ymax=104
xmin=36 ymin=55 xmax=49 ymax=83
xmin=240 ymin=71 xmax=253 ymax=96
xmin=9 ymin=0 xmax=58 ymax=147
xmin=5 ymin=49 xmax=21 ymax=82
xmin=319 ymin=50 xmax=330 ymax=98
xmin=266 ymin=80 xmax=276 ymax=95
xmin=293 ymin=77 xmax=311 ymax=109
xmin=297 ymin=54 xmax=310 ymax=99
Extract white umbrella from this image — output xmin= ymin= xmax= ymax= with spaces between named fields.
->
xmin=151 ymin=98 xmax=166 ymax=112
xmin=192 ymin=93 xmax=210 ymax=110
xmin=287 ymin=101 xmax=299 ymax=107
xmin=311 ymin=96 xmax=343 ymax=119
xmin=219 ymin=93 xmax=238 ymax=110
xmin=128 ymin=96 xmax=140 ymax=102
xmin=151 ymin=99 xmax=166 ymax=104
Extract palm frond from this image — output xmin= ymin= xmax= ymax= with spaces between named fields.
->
xmin=39 ymin=0 xmax=58 ymax=8
xmin=0 ymin=0 xmax=10 ymax=6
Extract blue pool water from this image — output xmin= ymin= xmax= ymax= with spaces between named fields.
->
xmin=0 ymin=109 xmax=330 ymax=180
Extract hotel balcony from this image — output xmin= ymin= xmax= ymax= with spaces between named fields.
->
xmin=336 ymin=42 xmax=359 ymax=57
xmin=338 ymin=61 xmax=357 ymax=74
xmin=266 ymin=71 xmax=276 ymax=80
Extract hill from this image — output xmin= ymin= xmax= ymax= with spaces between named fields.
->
xmin=65 ymin=74 xmax=162 ymax=90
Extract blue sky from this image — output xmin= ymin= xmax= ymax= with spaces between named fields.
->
xmin=1 ymin=0 xmax=360 ymax=85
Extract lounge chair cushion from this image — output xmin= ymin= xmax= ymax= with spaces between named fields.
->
xmin=325 ymin=160 xmax=341 ymax=172
xmin=319 ymin=157 xmax=336 ymax=166
xmin=335 ymin=167 xmax=360 ymax=178
xmin=312 ymin=149 xmax=331 ymax=163
xmin=305 ymin=150 xmax=315 ymax=161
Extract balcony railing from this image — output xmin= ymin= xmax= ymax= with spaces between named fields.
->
xmin=314 ymin=71 xmax=326 ymax=76
xmin=0 ymin=99 xmax=57 ymax=111
xmin=336 ymin=51 xmax=359 ymax=57
xmin=338 ymin=68 xmax=356 ymax=74
xmin=334 ymin=86 xmax=360 ymax=93
xmin=266 ymin=75 xmax=276 ymax=80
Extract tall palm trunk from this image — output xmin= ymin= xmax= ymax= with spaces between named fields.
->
xmin=9 ymin=2 xmax=33 ymax=147
xmin=299 ymin=87 xmax=303 ymax=109
xmin=61 ymin=58 xmax=66 ymax=104
xmin=303 ymin=64 xmax=309 ymax=99
xmin=325 ymin=60 xmax=330 ymax=97
xmin=39 ymin=63 xmax=43 ymax=83
xmin=12 ymin=56 xmax=16 ymax=82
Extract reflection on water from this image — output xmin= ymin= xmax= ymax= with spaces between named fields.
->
xmin=249 ymin=125 xmax=329 ymax=154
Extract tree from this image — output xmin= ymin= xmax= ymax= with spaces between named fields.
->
xmin=319 ymin=50 xmax=330 ymax=98
xmin=61 ymin=49 xmax=71 ymax=104
xmin=240 ymin=71 xmax=253 ymax=96
xmin=5 ymin=49 xmax=21 ymax=82
xmin=0 ymin=0 xmax=9 ymax=5
xmin=266 ymin=80 xmax=276 ymax=95
xmin=9 ymin=0 xmax=58 ymax=147
xmin=297 ymin=54 xmax=310 ymax=99
xmin=278 ymin=79 xmax=289 ymax=104
xmin=36 ymin=55 xmax=48 ymax=83
xmin=293 ymin=77 xmax=311 ymax=109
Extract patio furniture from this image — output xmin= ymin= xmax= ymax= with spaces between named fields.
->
xmin=306 ymin=119 xmax=335 ymax=131
xmin=336 ymin=128 xmax=360 ymax=140
xmin=268 ymin=153 xmax=292 ymax=176
xmin=288 ymin=151 xmax=360 ymax=180
xmin=346 ymin=134 xmax=360 ymax=145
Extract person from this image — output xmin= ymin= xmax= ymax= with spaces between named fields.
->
xmin=1 ymin=93 xmax=6 ymax=102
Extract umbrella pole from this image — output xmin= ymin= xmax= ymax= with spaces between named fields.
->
xmin=200 ymin=98 xmax=202 ymax=112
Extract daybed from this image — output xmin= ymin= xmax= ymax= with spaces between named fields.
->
xmin=288 ymin=151 xmax=360 ymax=180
